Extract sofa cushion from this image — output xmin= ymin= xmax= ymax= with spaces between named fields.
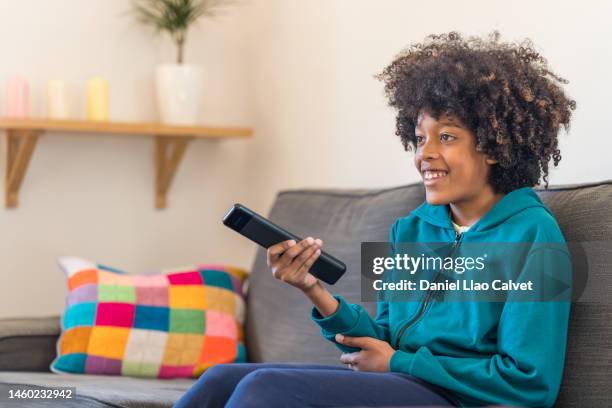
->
xmin=245 ymin=180 xmax=612 ymax=408
xmin=0 ymin=371 xmax=193 ymax=407
xmin=0 ymin=316 xmax=60 ymax=372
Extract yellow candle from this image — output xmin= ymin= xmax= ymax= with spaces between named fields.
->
xmin=86 ymin=77 xmax=109 ymax=121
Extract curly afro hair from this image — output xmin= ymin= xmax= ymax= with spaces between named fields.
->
xmin=376 ymin=31 xmax=576 ymax=193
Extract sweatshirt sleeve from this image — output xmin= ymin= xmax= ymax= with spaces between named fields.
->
xmin=389 ymin=247 xmax=572 ymax=407
xmin=311 ymin=295 xmax=390 ymax=353
xmin=309 ymin=221 xmax=400 ymax=353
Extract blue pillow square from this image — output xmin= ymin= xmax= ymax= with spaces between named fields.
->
xmin=133 ymin=305 xmax=169 ymax=331
xmin=199 ymin=269 xmax=233 ymax=290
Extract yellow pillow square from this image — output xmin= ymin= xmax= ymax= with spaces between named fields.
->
xmin=60 ymin=327 xmax=92 ymax=354
xmin=204 ymin=286 xmax=235 ymax=315
xmin=163 ymin=333 xmax=204 ymax=366
xmin=87 ymin=326 xmax=130 ymax=359
xmin=169 ymin=285 xmax=206 ymax=309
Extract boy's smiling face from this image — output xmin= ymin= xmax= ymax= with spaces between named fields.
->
xmin=414 ymin=111 xmax=498 ymax=207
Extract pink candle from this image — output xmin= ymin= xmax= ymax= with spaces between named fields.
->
xmin=4 ymin=76 xmax=29 ymax=118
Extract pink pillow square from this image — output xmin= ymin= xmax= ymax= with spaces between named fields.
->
xmin=95 ymin=303 xmax=136 ymax=327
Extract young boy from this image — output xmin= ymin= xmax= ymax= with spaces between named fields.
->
xmin=175 ymin=31 xmax=575 ymax=408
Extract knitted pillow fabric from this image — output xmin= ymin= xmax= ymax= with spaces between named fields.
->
xmin=51 ymin=257 xmax=248 ymax=378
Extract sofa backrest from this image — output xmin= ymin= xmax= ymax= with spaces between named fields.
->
xmin=245 ymin=181 xmax=612 ymax=407
xmin=536 ymin=182 xmax=612 ymax=407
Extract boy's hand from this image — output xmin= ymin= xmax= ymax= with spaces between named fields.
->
xmin=337 ymin=334 xmax=395 ymax=372
xmin=267 ymin=237 xmax=322 ymax=292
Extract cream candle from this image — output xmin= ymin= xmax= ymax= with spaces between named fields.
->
xmin=47 ymin=80 xmax=70 ymax=119
xmin=3 ymin=76 xmax=29 ymax=118
xmin=86 ymin=77 xmax=109 ymax=121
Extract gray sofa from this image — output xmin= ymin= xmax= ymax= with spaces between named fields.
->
xmin=1 ymin=180 xmax=610 ymax=407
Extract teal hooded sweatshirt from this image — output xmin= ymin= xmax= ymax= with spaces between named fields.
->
xmin=311 ymin=187 xmax=572 ymax=407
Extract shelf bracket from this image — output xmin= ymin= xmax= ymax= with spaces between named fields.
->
xmin=5 ymin=129 xmax=40 ymax=208
xmin=154 ymin=135 xmax=192 ymax=209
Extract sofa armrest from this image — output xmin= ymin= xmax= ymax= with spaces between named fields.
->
xmin=0 ymin=316 xmax=60 ymax=372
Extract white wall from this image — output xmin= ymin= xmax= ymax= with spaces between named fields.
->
xmin=242 ymin=0 xmax=612 ymax=216
xmin=0 ymin=0 xmax=255 ymax=318
xmin=1 ymin=0 xmax=610 ymax=317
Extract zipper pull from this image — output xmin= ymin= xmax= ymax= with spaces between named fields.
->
xmin=453 ymin=231 xmax=462 ymax=247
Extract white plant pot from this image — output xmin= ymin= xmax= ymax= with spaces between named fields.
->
xmin=155 ymin=64 xmax=203 ymax=125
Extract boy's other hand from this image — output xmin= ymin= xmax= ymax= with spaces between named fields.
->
xmin=267 ymin=237 xmax=322 ymax=292
xmin=337 ymin=334 xmax=395 ymax=372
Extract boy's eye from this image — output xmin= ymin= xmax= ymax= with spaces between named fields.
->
xmin=415 ymin=135 xmax=425 ymax=144
xmin=440 ymin=133 xmax=456 ymax=142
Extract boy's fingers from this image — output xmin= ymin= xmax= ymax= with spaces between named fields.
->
xmin=296 ymin=246 xmax=321 ymax=275
xmin=274 ymin=240 xmax=304 ymax=268
xmin=294 ymin=243 xmax=318 ymax=266
xmin=267 ymin=240 xmax=295 ymax=267
xmin=279 ymin=237 xmax=315 ymax=264
xmin=289 ymin=237 xmax=314 ymax=256
xmin=335 ymin=334 xmax=372 ymax=349
xmin=340 ymin=352 xmax=359 ymax=365
xmin=268 ymin=240 xmax=296 ymax=257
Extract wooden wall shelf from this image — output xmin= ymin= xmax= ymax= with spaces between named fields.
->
xmin=0 ymin=118 xmax=253 ymax=209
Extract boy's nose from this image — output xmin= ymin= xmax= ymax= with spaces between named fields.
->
xmin=418 ymin=142 xmax=441 ymax=160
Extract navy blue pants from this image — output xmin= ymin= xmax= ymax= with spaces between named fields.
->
xmin=174 ymin=363 xmax=456 ymax=408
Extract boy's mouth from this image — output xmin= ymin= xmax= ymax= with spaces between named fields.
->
xmin=422 ymin=169 xmax=449 ymax=185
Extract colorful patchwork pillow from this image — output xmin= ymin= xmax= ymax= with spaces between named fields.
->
xmin=51 ymin=257 xmax=248 ymax=378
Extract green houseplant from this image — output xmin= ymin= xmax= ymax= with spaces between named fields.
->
xmin=131 ymin=0 xmax=235 ymax=124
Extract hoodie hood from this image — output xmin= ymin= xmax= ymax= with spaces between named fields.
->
xmin=411 ymin=187 xmax=551 ymax=233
